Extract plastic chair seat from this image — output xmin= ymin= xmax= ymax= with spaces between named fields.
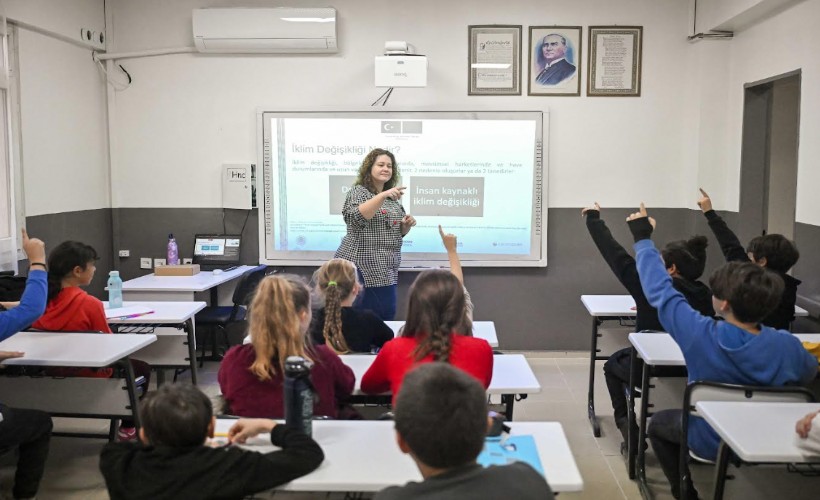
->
xmin=196 ymin=306 xmax=246 ymax=325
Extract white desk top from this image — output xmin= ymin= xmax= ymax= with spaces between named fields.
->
xmin=213 ymin=420 xmax=583 ymax=492
xmin=339 ymin=353 xmax=541 ymax=395
xmin=0 ymin=332 xmax=156 ymax=367
xmin=121 ymin=265 xmax=254 ymax=292
xmin=795 ymin=333 xmax=820 ymax=343
xmin=580 ymin=295 xmax=637 ymax=316
xmin=582 ymin=294 xmax=809 ymax=318
xmin=385 ymin=321 xmax=499 ymax=347
xmin=631 ymin=332 xmax=820 ymax=367
xmin=628 ymin=332 xmax=685 ymax=366
xmin=696 ymin=401 xmax=820 ymax=462
xmin=103 ymin=301 xmax=207 ymax=323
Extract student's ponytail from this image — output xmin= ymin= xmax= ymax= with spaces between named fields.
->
xmin=662 ymin=235 xmax=709 ymax=281
xmin=404 ymin=270 xmax=471 ymax=363
xmin=248 ymin=275 xmax=312 ymax=381
xmin=314 ymin=259 xmax=357 ymax=354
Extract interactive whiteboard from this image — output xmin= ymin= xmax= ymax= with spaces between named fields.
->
xmin=257 ymin=110 xmax=547 ymax=267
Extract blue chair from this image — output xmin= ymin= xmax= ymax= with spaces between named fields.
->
xmin=195 ymin=265 xmax=272 ymax=365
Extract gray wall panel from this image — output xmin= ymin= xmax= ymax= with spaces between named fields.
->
xmin=31 ymin=207 xmax=818 ymax=347
xmin=26 ymin=209 xmax=113 ymax=298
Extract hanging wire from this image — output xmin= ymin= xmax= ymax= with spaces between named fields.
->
xmin=92 ymin=52 xmax=131 ymax=91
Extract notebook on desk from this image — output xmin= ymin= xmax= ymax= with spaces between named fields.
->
xmin=192 ymin=234 xmax=242 ymax=271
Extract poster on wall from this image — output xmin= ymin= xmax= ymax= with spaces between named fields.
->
xmin=468 ymin=25 xmax=522 ymax=96
xmin=587 ymin=26 xmax=643 ymax=97
xmin=528 ymin=26 xmax=582 ymax=96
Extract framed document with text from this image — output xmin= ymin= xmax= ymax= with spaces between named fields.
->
xmin=528 ymin=26 xmax=582 ymax=96
xmin=468 ymin=25 xmax=522 ymax=96
xmin=587 ymin=26 xmax=642 ymax=97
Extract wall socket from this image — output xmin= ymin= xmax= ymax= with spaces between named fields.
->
xmin=140 ymin=258 xmax=152 ymax=269
xmin=183 ymin=258 xmax=193 ymax=265
xmin=118 ymin=250 xmax=130 ymax=258
xmin=154 ymin=258 xmax=167 ymax=268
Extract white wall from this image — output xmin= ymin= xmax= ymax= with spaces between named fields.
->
xmin=694 ymin=0 xmax=820 ymax=224
xmin=695 ymin=0 xmax=804 ymax=32
xmin=5 ymin=0 xmax=109 ymax=217
xmin=107 ymin=0 xmax=697 ymax=210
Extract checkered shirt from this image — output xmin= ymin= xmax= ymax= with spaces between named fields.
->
xmin=335 ymin=185 xmax=405 ymax=287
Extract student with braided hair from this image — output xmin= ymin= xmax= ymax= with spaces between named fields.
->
xmin=219 ymin=274 xmax=355 ymax=419
xmin=310 ymin=259 xmax=394 ymax=353
xmin=360 ymin=270 xmax=493 ymax=402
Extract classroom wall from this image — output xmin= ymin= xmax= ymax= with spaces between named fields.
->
xmin=5 ymin=0 xmax=112 ymax=295
xmin=693 ymin=0 xmax=820 ymax=309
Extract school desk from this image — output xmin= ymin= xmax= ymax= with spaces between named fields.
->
xmin=385 ymin=320 xmax=499 ymax=347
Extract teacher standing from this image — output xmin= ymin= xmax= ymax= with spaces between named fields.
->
xmin=335 ymin=148 xmax=416 ymax=320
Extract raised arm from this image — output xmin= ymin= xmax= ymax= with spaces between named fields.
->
xmin=582 ymin=204 xmax=644 ymax=299
xmin=698 ymin=189 xmax=748 ymax=263
xmin=628 ymin=204 xmax=713 ymax=353
xmin=0 ymin=230 xmax=48 ymax=340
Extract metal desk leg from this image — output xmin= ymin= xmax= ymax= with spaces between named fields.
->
xmin=636 ymin=362 xmax=653 ymax=499
xmin=502 ymin=394 xmax=514 ymax=421
xmin=119 ymin=357 xmax=141 ymax=434
xmin=627 ymin=347 xmax=639 ymax=479
xmin=712 ymin=441 xmax=732 ymax=500
xmin=588 ymin=316 xmax=603 ymax=437
xmin=185 ymin=318 xmax=199 ymax=385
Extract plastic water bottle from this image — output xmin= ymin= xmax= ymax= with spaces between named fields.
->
xmin=167 ymin=233 xmax=179 ymax=265
xmin=108 ymin=271 xmax=123 ymax=309
xmin=284 ymin=356 xmax=314 ymax=436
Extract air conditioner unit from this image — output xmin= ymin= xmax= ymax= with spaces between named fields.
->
xmin=192 ymin=7 xmax=337 ymax=54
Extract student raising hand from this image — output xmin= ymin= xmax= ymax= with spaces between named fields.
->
xmin=626 ymin=203 xmax=656 ymax=242
xmin=581 ymin=202 xmax=601 ymax=217
xmin=697 ymin=188 xmax=713 ymax=213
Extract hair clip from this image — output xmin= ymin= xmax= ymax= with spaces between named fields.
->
xmin=327 ymin=281 xmax=338 ymax=287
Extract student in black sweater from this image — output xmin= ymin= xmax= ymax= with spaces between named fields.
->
xmin=376 ymin=363 xmax=553 ymax=500
xmin=697 ymin=188 xmax=800 ymax=330
xmin=99 ymin=383 xmax=323 ymax=500
xmin=311 ymin=258 xmax=394 ymax=353
xmin=583 ymin=203 xmax=714 ymax=449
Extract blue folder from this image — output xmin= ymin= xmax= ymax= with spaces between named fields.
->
xmin=478 ymin=434 xmax=545 ymax=476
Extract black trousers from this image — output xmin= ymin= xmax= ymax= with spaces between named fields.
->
xmin=603 ymin=347 xmax=640 ymax=424
xmin=648 ymin=409 xmax=699 ymax=500
xmin=0 ymin=405 xmax=53 ymax=498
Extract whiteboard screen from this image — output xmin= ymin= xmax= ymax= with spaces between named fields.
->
xmin=257 ymin=110 xmax=547 ymax=267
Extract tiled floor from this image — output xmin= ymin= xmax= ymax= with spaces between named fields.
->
xmin=5 ymin=353 xmax=818 ymax=499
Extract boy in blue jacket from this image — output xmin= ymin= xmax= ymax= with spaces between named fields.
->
xmin=625 ymin=204 xmax=817 ymax=500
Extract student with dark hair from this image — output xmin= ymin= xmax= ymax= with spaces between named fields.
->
xmin=626 ymin=203 xmax=817 ymax=500
xmin=99 ymin=383 xmax=324 ymax=500
xmin=361 ymin=270 xmax=493 ymax=400
xmin=0 ymin=229 xmax=53 ymax=500
xmin=32 ymin=240 xmax=150 ymax=441
xmin=310 ymin=258 xmax=393 ymax=353
xmin=698 ymin=188 xmax=800 ymax=330
xmin=219 ymin=274 xmax=355 ymax=418
xmin=582 ymin=203 xmax=714 ymax=450
xmin=376 ymin=363 xmax=552 ymax=499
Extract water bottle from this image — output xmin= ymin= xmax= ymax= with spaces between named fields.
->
xmin=167 ymin=233 xmax=179 ymax=265
xmin=284 ymin=356 xmax=314 ymax=436
xmin=108 ymin=271 xmax=123 ymax=309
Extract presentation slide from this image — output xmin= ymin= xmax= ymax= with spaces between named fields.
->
xmin=258 ymin=111 xmax=546 ymax=267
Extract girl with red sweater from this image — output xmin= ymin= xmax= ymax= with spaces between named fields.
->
xmin=360 ymin=270 xmax=493 ymax=400
xmin=32 ymin=241 xmax=150 ymax=440
xmin=219 ymin=275 xmax=355 ymax=419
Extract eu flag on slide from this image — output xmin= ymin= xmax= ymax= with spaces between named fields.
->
xmin=402 ymin=121 xmax=423 ymax=134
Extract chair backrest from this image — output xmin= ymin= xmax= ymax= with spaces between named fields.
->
xmin=231 ymin=265 xmax=275 ymax=307
xmin=679 ymin=380 xmax=816 ymax=497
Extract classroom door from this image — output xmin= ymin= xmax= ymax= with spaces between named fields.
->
xmin=738 ymin=71 xmax=801 ymax=243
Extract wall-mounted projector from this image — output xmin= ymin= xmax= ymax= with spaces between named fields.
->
xmin=375 ymin=55 xmax=428 ymax=87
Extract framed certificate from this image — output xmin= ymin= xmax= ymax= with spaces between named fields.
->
xmin=587 ymin=26 xmax=643 ymax=97
xmin=528 ymin=26 xmax=582 ymax=96
xmin=468 ymin=25 xmax=522 ymax=96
